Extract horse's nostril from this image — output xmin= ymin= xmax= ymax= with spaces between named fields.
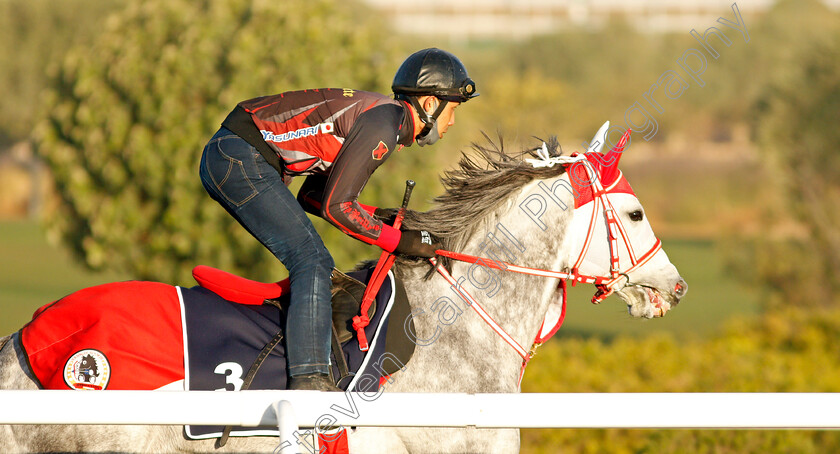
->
xmin=674 ymin=279 xmax=687 ymax=298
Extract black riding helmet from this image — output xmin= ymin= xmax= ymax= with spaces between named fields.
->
xmin=392 ymin=48 xmax=478 ymax=102
xmin=392 ymin=48 xmax=478 ymax=146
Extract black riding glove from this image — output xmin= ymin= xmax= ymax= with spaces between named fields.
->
xmin=394 ymin=230 xmax=440 ymax=258
xmin=373 ymin=207 xmax=398 ymax=226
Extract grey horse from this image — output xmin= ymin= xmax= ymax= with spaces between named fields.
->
xmin=0 ymin=130 xmax=686 ymax=453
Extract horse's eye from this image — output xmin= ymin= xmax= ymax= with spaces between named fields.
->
xmin=629 ymin=210 xmax=644 ymax=222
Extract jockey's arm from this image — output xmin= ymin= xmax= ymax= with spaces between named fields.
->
xmin=296 ymin=174 xmax=328 ymax=216
xmin=297 ymin=174 xmax=380 ymax=218
xmin=311 ymin=104 xmax=405 ymax=252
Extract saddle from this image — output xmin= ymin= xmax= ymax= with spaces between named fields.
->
xmin=192 ymin=265 xmax=388 ymax=343
xmin=191 ymin=265 xmax=415 ymax=382
xmin=189 ymin=265 xmax=416 ymax=444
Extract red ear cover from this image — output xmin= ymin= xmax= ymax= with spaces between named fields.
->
xmin=597 ymin=128 xmax=631 ymax=187
xmin=569 ymin=129 xmax=634 ymax=208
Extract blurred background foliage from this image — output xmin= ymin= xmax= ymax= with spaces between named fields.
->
xmin=2 ymin=0 xmax=840 ymax=451
xmin=0 ymin=0 xmax=126 ymax=149
xmin=33 ymin=0 xmax=403 ymax=283
xmin=521 ymin=306 xmax=840 ymax=453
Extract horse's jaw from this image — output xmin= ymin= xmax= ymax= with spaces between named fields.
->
xmin=616 ymin=286 xmax=671 ymax=319
xmin=615 ymin=255 xmax=687 ymax=319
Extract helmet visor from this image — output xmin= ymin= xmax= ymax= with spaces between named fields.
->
xmin=437 ymin=78 xmax=479 ymax=102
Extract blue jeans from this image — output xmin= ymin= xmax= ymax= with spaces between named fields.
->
xmin=199 ymin=127 xmax=334 ymax=376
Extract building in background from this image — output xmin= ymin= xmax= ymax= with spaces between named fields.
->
xmin=364 ymin=0 xmax=838 ymax=39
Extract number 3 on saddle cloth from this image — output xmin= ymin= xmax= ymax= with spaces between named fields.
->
xmin=18 ymin=265 xmax=416 ymax=441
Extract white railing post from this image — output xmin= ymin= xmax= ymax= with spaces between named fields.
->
xmin=273 ymin=400 xmax=300 ymax=454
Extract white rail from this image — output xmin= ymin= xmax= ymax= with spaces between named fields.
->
xmin=1 ymin=391 xmax=839 ymax=429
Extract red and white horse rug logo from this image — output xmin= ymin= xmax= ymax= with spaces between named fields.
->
xmin=63 ymin=349 xmax=111 ymax=390
xmin=21 ymin=281 xmax=185 ymax=391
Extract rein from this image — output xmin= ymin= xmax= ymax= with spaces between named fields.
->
xmin=428 ymin=257 xmax=566 ymax=385
xmin=427 ymin=131 xmax=663 ymax=384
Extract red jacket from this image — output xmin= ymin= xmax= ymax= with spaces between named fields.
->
xmin=223 ymin=89 xmax=416 ymax=251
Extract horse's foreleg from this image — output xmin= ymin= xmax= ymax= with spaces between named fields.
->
xmin=388 ymin=427 xmax=520 ymax=454
xmin=348 ymin=427 xmax=410 ymax=454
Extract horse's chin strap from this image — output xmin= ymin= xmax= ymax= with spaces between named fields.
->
xmin=429 ymin=154 xmax=663 ymax=385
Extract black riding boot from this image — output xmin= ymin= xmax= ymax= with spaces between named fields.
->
xmin=288 ymin=373 xmax=341 ymax=391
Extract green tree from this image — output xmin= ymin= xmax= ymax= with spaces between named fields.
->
xmin=36 ymin=0 xmax=401 ymax=284
xmin=0 ymin=0 xmax=125 ymax=148
xmin=496 ymin=18 xmax=675 ymax=145
xmin=740 ymin=25 xmax=840 ymax=308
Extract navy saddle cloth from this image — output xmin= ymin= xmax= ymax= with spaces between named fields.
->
xmin=181 ymin=267 xmax=414 ymax=440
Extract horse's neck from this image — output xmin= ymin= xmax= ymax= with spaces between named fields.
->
xmin=396 ymin=177 xmax=575 ymax=392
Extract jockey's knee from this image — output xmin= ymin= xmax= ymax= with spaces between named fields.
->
xmin=311 ymin=246 xmax=335 ymax=271
xmin=285 ymin=244 xmax=334 ymax=275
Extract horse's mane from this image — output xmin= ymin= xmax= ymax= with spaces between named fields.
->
xmin=396 ymin=134 xmax=568 ymax=273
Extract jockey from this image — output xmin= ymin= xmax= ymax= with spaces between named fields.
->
xmin=198 ymin=48 xmax=478 ymax=391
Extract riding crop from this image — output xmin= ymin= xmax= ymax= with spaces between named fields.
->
xmin=353 ymin=180 xmax=415 ymax=351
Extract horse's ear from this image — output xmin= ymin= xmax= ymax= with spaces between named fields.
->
xmin=599 ymin=129 xmax=631 ymax=186
xmin=586 ymin=121 xmax=610 ymax=154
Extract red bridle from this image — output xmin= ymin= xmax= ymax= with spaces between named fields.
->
xmin=429 ymin=130 xmax=663 ymax=383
